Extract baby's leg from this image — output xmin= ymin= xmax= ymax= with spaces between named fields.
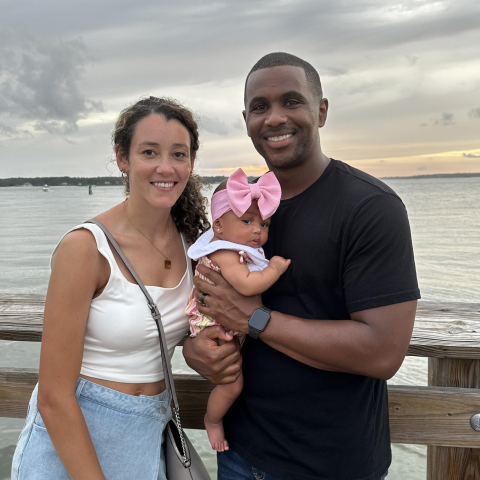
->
xmin=204 ymin=372 xmax=243 ymax=452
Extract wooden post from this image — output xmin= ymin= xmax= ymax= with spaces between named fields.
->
xmin=427 ymin=358 xmax=480 ymax=479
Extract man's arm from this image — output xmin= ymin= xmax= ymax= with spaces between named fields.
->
xmin=190 ymin=266 xmax=416 ymax=381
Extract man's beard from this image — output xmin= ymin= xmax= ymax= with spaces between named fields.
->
xmin=255 ymin=134 xmax=315 ymax=171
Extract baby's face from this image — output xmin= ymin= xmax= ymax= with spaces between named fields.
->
xmin=215 ymin=200 xmax=271 ymax=248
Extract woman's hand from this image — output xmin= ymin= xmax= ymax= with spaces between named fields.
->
xmin=193 ymin=264 xmax=263 ymax=334
xmin=183 ymin=326 xmax=242 ymax=384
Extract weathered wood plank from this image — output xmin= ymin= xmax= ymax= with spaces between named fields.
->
xmin=0 ymin=295 xmax=190 ymax=344
xmin=0 ymin=294 xmax=45 ymax=342
xmin=408 ymin=302 xmax=480 ymax=359
xmin=427 ymin=358 xmax=480 ymax=479
xmin=389 ymin=385 xmax=480 ymax=448
xmin=427 ymin=446 xmax=480 ymax=480
xmin=0 ymin=368 xmax=213 ymax=429
xmin=173 ymin=374 xmax=214 ymax=429
xmin=0 ymin=368 xmax=40 ymax=419
xmin=3 ymin=367 xmax=480 ymax=445
xmin=2 ymin=296 xmax=480 ymax=358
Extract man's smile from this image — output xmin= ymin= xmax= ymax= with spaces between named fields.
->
xmin=267 ymin=134 xmax=293 ymax=142
xmin=263 ymin=131 xmax=295 ymax=149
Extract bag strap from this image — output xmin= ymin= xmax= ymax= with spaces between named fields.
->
xmin=85 ymin=219 xmax=192 ymax=466
xmin=84 ymin=219 xmax=180 ymax=409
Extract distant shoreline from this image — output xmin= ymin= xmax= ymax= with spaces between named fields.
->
xmin=380 ymin=172 xmax=480 ymax=180
xmin=1 ymin=172 xmax=479 ymax=187
xmin=0 ymin=175 xmax=230 ymax=188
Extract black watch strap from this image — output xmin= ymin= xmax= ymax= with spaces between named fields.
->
xmin=248 ymin=306 xmax=272 ymax=339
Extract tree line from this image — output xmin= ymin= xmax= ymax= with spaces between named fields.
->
xmin=0 ymin=176 xmax=233 ymax=187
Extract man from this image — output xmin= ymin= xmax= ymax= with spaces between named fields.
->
xmin=183 ymin=52 xmax=420 ymax=480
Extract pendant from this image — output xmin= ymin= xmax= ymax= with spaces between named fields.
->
xmin=164 ymin=259 xmax=172 ymax=269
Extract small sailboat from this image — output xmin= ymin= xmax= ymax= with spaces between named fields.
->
xmin=42 ymin=184 xmax=50 ymax=192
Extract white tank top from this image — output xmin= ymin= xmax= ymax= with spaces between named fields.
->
xmin=52 ymin=223 xmax=193 ymax=383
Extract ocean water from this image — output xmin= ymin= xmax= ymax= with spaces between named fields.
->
xmin=0 ymin=176 xmax=479 ymax=479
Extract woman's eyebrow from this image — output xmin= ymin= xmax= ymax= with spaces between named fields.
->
xmin=137 ymin=141 xmax=189 ymax=149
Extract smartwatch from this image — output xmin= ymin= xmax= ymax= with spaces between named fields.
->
xmin=248 ymin=307 xmax=272 ymax=339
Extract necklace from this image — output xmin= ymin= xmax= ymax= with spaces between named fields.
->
xmin=123 ymin=200 xmax=172 ymax=269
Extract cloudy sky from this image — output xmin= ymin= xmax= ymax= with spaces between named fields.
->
xmin=1 ymin=0 xmax=479 ymax=179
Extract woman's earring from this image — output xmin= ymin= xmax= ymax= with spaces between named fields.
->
xmin=120 ymin=169 xmax=128 ymax=179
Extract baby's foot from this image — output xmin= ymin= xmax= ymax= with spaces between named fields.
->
xmin=204 ymin=414 xmax=229 ymax=452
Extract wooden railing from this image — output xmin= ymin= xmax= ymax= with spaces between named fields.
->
xmin=1 ymin=295 xmax=480 ymax=479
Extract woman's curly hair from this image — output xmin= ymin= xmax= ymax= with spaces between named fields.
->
xmin=113 ymin=96 xmax=210 ymax=244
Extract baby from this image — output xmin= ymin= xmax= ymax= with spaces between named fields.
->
xmin=185 ymin=168 xmax=290 ymax=451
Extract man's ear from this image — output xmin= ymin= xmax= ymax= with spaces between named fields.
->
xmin=318 ymin=98 xmax=329 ymax=128
xmin=116 ymin=146 xmax=129 ymax=173
xmin=242 ymin=110 xmax=251 ymax=137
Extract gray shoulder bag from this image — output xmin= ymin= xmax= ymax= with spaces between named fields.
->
xmin=87 ymin=219 xmax=211 ymax=480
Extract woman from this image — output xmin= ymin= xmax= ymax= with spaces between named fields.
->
xmin=12 ymin=97 xmax=210 ymax=480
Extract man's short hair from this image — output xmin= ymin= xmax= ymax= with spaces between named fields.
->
xmin=245 ymin=52 xmax=323 ymax=103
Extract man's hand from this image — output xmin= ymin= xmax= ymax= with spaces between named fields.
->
xmin=182 ymin=325 xmax=242 ymax=384
xmin=193 ymin=264 xmax=263 ymax=334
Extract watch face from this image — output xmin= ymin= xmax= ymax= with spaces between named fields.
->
xmin=249 ymin=309 xmax=270 ymax=330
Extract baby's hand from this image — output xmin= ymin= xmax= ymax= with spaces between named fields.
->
xmin=269 ymin=256 xmax=291 ymax=276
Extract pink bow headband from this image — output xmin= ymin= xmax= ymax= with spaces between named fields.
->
xmin=211 ymin=168 xmax=282 ymax=222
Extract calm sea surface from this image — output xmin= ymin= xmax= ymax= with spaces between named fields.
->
xmin=0 ymin=176 xmax=479 ymax=479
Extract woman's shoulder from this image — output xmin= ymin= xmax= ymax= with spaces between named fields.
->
xmin=61 ymin=226 xmax=98 ymax=246
xmin=53 ymin=204 xmax=124 ymax=263
xmin=53 ymin=226 xmax=103 ymax=263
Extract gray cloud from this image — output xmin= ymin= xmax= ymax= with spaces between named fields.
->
xmin=405 ymin=55 xmax=420 ymax=66
xmin=2 ymin=1 xmax=480 ymax=92
xmin=200 ymin=115 xmax=229 ymax=136
xmin=0 ymin=121 xmax=33 ymax=139
xmin=232 ymin=118 xmax=244 ymax=130
xmin=1 ymin=0 xmax=480 ymax=177
xmin=434 ymin=112 xmax=455 ymax=126
xmin=463 ymin=153 xmax=480 ymax=158
xmin=33 ymin=121 xmax=78 ymax=135
xmin=468 ymin=107 xmax=480 ymax=118
xmin=0 ymin=31 xmax=104 ymax=135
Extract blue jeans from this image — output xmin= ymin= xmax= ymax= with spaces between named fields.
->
xmin=12 ymin=378 xmax=172 ymax=480
xmin=218 ymin=448 xmax=388 ymax=480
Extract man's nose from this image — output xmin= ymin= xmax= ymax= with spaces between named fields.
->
xmin=265 ymin=105 xmax=287 ymax=127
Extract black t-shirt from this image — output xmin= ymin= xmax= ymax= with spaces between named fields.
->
xmin=224 ymin=160 xmax=421 ymax=480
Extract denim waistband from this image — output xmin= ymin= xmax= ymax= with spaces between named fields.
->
xmin=75 ymin=377 xmax=171 ymax=419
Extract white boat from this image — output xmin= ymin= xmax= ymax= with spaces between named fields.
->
xmin=42 ymin=184 xmax=50 ymax=192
